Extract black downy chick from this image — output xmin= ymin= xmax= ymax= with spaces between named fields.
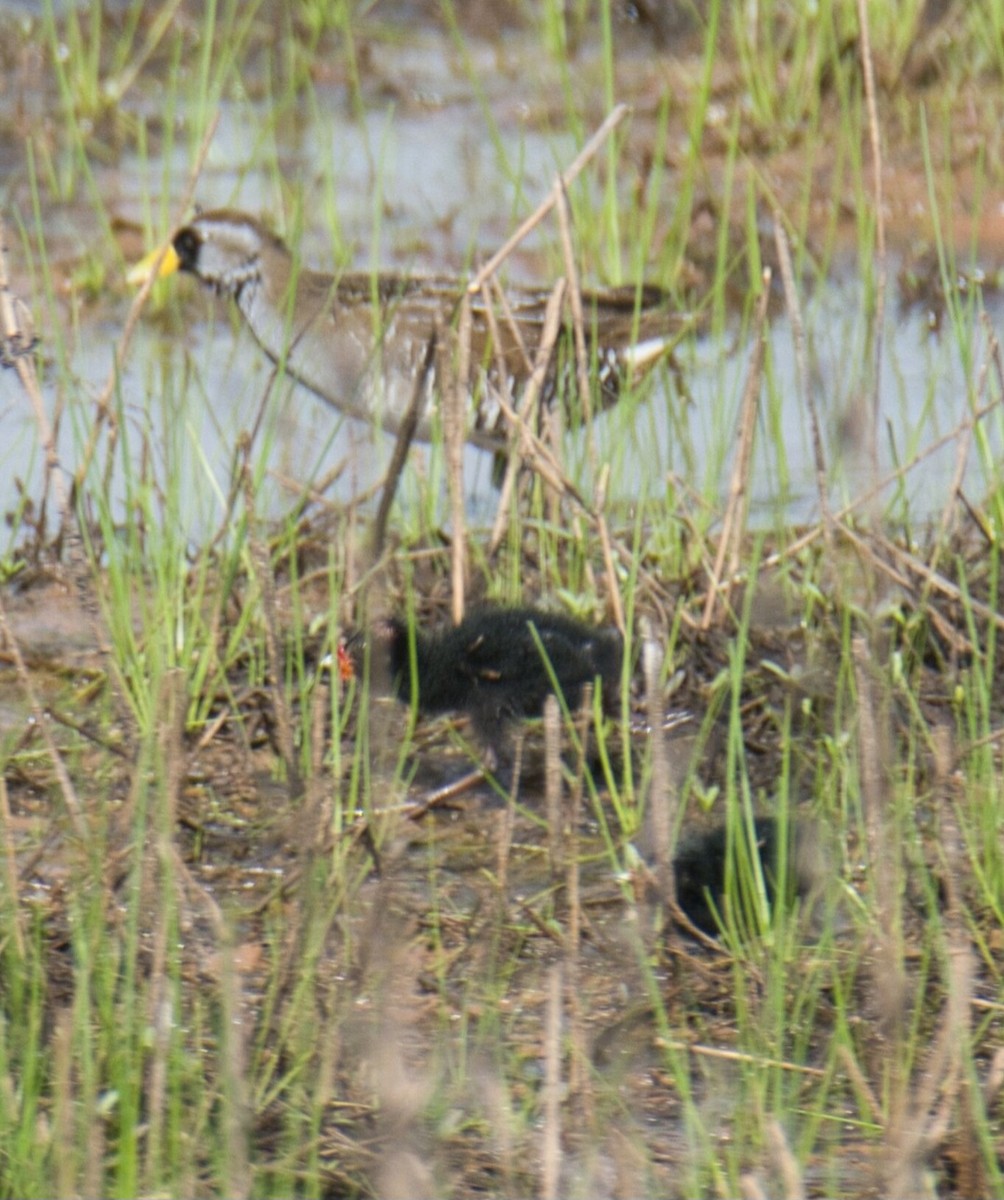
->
xmin=672 ymin=817 xmax=817 ymax=936
xmin=379 ymin=606 xmax=624 ymax=761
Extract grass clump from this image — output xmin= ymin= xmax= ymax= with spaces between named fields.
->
xmin=2 ymin=0 xmax=1004 ymax=1196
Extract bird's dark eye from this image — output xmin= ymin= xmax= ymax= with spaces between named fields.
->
xmin=173 ymin=228 xmax=201 ymax=271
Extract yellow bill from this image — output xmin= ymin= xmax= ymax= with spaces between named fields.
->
xmin=126 ymin=243 xmax=181 ymax=286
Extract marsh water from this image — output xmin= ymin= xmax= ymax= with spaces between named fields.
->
xmin=2 ymin=7 xmax=1003 ymax=541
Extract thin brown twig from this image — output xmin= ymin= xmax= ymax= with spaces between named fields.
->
xmin=761 ymin=388 xmax=1004 ymax=571
xmin=487 ymin=272 xmax=534 ymax=377
xmin=670 ymin=1037 xmax=826 ymax=1077
xmin=469 ymin=104 xmax=630 ymax=292
xmin=869 ymin=526 xmax=1004 ymax=634
xmin=593 ymin=464 xmax=625 ymax=634
xmin=836 ymin=522 xmax=973 ymax=657
xmin=490 ymin=378 xmax=663 ymax=618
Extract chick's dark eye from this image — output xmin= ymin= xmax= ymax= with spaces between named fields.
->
xmin=173 ymin=229 xmax=201 ymax=269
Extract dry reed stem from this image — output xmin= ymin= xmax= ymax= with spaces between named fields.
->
xmin=773 ymin=212 xmax=831 ymax=534
xmin=491 ymin=384 xmax=589 ymax=507
xmin=545 ymin=694 xmax=563 ymax=877
xmin=641 ymin=618 xmax=674 ymax=905
xmin=0 ymin=597 xmax=87 ymax=840
xmin=883 ymin=732 xmax=974 ymax=1197
xmin=740 ymin=1176 xmax=769 ymax=1200
xmin=145 ymin=670 xmax=185 ymax=1190
xmin=472 ymin=104 xmax=631 ymax=564
xmin=702 ymin=269 xmax=771 ymax=629
xmin=469 ymin=104 xmax=630 ymax=293
xmin=172 ymin=847 xmax=251 ymax=1199
xmin=52 ymin=1008 xmax=74 ymax=1199
xmin=75 ymin=114 xmax=218 ymax=508
xmin=242 ymin=463 xmax=300 ymax=793
xmin=670 ymin=1039 xmax=826 ymax=1077
xmin=484 ymin=335 xmax=653 ymax=600
xmin=853 ymin=632 xmax=921 ymax=1194
xmin=986 ymin=311 xmax=1004 ymax=398
xmin=837 ymin=1043 xmax=883 ymax=1124
xmin=495 ymin=733 xmax=521 ymax=903
xmin=984 ymin=1046 xmax=1004 ymax=1107
xmin=541 ymin=963 xmax=563 ymax=1200
xmin=488 ymin=273 xmax=533 ymax=374
xmin=482 ymin=272 xmax=542 ymax=525
xmin=856 ymin=0 xmax=886 ymax=484
xmin=852 ymin=635 xmax=904 ymax=1020
xmin=220 ymin=983 xmax=253 ymax=1200
xmin=270 ymin=451 xmax=353 ymax=512
xmin=593 ymin=464 xmax=625 ymax=634
xmin=489 ymin=280 xmax=567 ymax=553
xmin=565 ymin=690 xmax=589 ymax=1110
xmin=448 ymin=298 xmax=471 ymax=623
xmin=766 ymin=1119 xmax=806 ymax=1200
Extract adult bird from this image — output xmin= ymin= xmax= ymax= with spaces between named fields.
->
xmin=128 ymin=208 xmax=684 ymax=452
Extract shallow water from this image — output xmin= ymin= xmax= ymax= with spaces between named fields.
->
xmin=1 ymin=6 xmax=1002 ymax=541
xmin=3 ymin=258 xmax=999 ymax=542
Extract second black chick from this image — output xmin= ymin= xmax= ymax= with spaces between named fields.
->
xmin=377 ymin=606 xmax=624 ymax=759
xmin=672 ymin=817 xmax=825 ymax=936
